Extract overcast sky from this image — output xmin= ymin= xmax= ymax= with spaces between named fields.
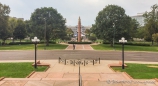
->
xmin=0 ymin=0 xmax=157 ymax=26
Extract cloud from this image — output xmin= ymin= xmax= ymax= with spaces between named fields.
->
xmin=0 ymin=0 xmax=158 ymax=26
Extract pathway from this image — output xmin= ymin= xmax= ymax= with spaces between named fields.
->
xmin=65 ymin=44 xmax=94 ymax=50
xmin=0 ymin=60 xmax=158 ymax=86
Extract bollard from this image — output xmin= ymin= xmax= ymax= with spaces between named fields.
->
xmin=84 ymin=60 xmax=85 ymax=66
xmin=93 ymin=60 xmax=94 ymax=65
xmin=65 ymin=59 xmax=66 ymax=65
xmin=59 ymin=57 xmax=61 ymax=63
xmin=74 ymin=60 xmax=75 ymax=66
xmin=99 ymin=58 xmax=100 ymax=64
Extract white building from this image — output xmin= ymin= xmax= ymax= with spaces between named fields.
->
xmin=131 ymin=13 xmax=145 ymax=26
xmin=67 ymin=25 xmax=91 ymax=36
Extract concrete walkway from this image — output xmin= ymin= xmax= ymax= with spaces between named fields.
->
xmin=0 ymin=60 xmax=158 ymax=86
xmin=65 ymin=44 xmax=94 ymax=50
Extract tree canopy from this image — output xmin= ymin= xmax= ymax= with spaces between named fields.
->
xmin=30 ymin=7 xmax=66 ymax=45
xmin=143 ymin=4 xmax=158 ymax=42
xmin=13 ymin=19 xmax=26 ymax=42
xmin=0 ymin=2 xmax=10 ymax=43
xmin=91 ymin=5 xmax=138 ymax=46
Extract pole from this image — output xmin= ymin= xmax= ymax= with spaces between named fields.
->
xmin=44 ymin=19 xmax=46 ymax=49
xmin=113 ymin=23 xmax=115 ymax=50
xmin=34 ymin=43 xmax=37 ymax=68
xmin=122 ymin=43 xmax=124 ymax=69
xmin=79 ymin=61 xmax=80 ymax=86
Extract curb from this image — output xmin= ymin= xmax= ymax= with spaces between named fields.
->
xmin=26 ymin=71 xmax=35 ymax=78
xmin=108 ymin=62 xmax=133 ymax=79
xmin=32 ymin=60 xmax=50 ymax=67
xmin=122 ymin=72 xmax=133 ymax=79
xmin=154 ymin=78 xmax=158 ymax=82
xmin=0 ymin=77 xmax=5 ymax=81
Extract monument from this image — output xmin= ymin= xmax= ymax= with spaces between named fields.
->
xmin=77 ymin=17 xmax=81 ymax=42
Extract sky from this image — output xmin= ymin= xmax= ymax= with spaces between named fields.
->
xmin=0 ymin=0 xmax=158 ymax=26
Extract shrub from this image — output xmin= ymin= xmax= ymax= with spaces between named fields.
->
xmin=68 ymin=42 xmax=92 ymax=44
xmin=103 ymin=42 xmax=150 ymax=46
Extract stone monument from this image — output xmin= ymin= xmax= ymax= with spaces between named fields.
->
xmin=78 ymin=17 xmax=81 ymax=42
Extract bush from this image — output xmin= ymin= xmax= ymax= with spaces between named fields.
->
xmin=8 ymin=41 xmax=56 ymax=45
xmin=68 ymin=42 xmax=92 ymax=44
xmin=103 ymin=42 xmax=150 ymax=46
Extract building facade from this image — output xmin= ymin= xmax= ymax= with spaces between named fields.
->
xmin=67 ymin=25 xmax=91 ymax=36
xmin=131 ymin=13 xmax=145 ymax=26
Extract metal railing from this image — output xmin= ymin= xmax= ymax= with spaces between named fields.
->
xmin=79 ymin=75 xmax=82 ymax=86
xmin=58 ymin=57 xmax=100 ymax=66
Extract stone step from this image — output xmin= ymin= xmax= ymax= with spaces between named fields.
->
xmin=1 ymin=79 xmax=158 ymax=86
xmin=28 ymin=72 xmax=132 ymax=80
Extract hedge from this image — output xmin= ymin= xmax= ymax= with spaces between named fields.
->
xmin=68 ymin=42 xmax=92 ymax=44
xmin=8 ymin=41 xmax=56 ymax=45
xmin=103 ymin=42 xmax=150 ymax=46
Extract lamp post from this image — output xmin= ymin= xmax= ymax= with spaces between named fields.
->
xmin=44 ymin=18 xmax=46 ymax=50
xmin=32 ymin=37 xmax=40 ymax=68
xmin=113 ymin=23 xmax=115 ymax=49
xmin=113 ymin=20 xmax=117 ymax=50
xmin=119 ymin=37 xmax=127 ymax=69
xmin=76 ymin=31 xmax=78 ymax=42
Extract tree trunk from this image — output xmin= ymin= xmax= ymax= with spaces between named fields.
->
xmin=110 ymin=42 xmax=113 ymax=47
xmin=46 ymin=39 xmax=49 ymax=46
xmin=12 ymin=38 xmax=14 ymax=43
xmin=2 ymin=40 xmax=6 ymax=45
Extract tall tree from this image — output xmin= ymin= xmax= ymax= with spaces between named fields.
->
xmin=91 ymin=5 xmax=133 ymax=46
xmin=66 ymin=28 xmax=74 ymax=37
xmin=0 ymin=3 xmax=10 ymax=44
xmin=8 ymin=17 xmax=17 ymax=42
xmin=85 ymin=29 xmax=91 ymax=38
xmin=152 ymin=33 xmax=158 ymax=44
xmin=30 ymin=7 xmax=66 ymax=46
xmin=25 ymin=20 xmax=33 ymax=40
xmin=13 ymin=19 xmax=26 ymax=42
xmin=143 ymin=4 xmax=158 ymax=43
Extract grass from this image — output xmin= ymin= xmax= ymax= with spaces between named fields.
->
xmin=91 ymin=44 xmax=158 ymax=52
xmin=0 ymin=62 xmax=47 ymax=78
xmin=112 ymin=63 xmax=158 ymax=79
xmin=0 ymin=44 xmax=68 ymax=50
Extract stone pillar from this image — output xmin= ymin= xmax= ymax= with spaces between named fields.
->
xmin=78 ymin=17 xmax=81 ymax=42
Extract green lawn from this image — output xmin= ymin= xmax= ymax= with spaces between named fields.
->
xmin=112 ymin=63 xmax=158 ymax=79
xmin=0 ymin=62 xmax=47 ymax=78
xmin=0 ymin=44 xmax=68 ymax=50
xmin=91 ymin=44 xmax=158 ymax=52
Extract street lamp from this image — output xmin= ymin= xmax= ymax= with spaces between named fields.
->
xmin=113 ymin=20 xmax=117 ymax=50
xmin=119 ymin=37 xmax=127 ymax=69
xmin=44 ymin=18 xmax=46 ymax=50
xmin=32 ymin=37 xmax=40 ymax=68
xmin=113 ymin=23 xmax=115 ymax=49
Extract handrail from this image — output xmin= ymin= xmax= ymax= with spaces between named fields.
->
xmin=79 ymin=75 xmax=82 ymax=86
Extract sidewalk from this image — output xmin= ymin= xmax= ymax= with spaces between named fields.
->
xmin=0 ymin=60 xmax=158 ymax=86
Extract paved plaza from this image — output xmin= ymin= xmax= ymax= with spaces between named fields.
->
xmin=0 ymin=44 xmax=158 ymax=86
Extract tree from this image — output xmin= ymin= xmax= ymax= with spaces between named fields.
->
xmin=30 ymin=7 xmax=66 ymax=46
xmin=13 ymin=19 xmax=26 ymax=42
xmin=129 ymin=19 xmax=140 ymax=38
xmin=8 ymin=17 xmax=17 ymax=42
xmin=85 ymin=29 xmax=91 ymax=38
xmin=152 ymin=33 xmax=158 ymax=44
xmin=135 ymin=26 xmax=146 ymax=39
xmin=66 ymin=28 xmax=74 ymax=37
xmin=91 ymin=5 xmax=134 ymax=46
xmin=0 ymin=3 xmax=10 ymax=44
xmin=143 ymin=4 xmax=158 ymax=43
xmin=25 ymin=20 xmax=33 ymax=40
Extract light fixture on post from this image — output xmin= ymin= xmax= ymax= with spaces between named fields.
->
xmin=119 ymin=37 xmax=127 ymax=69
xmin=32 ymin=36 xmax=40 ymax=69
